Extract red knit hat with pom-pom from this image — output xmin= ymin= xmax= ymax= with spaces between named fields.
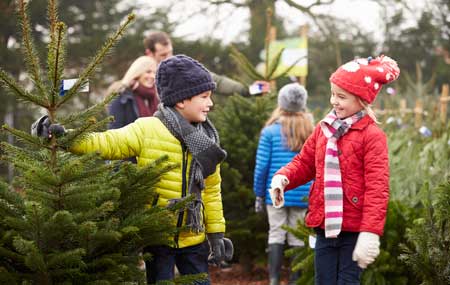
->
xmin=330 ymin=55 xmax=400 ymax=103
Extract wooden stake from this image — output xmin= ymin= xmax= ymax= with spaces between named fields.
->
xmin=269 ymin=26 xmax=277 ymax=90
xmin=440 ymin=84 xmax=449 ymax=124
xmin=414 ymin=99 xmax=423 ymax=128
xmin=298 ymin=25 xmax=308 ymax=87
xmin=400 ymin=99 xmax=407 ymax=117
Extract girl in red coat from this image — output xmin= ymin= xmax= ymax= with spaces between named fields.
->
xmin=269 ymin=55 xmax=400 ymax=284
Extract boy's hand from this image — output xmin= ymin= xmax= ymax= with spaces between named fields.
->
xmin=31 ymin=115 xmax=66 ymax=139
xmin=269 ymin=175 xmax=289 ymax=208
xmin=207 ymin=233 xmax=234 ymax=265
xmin=352 ymin=232 xmax=380 ymax=268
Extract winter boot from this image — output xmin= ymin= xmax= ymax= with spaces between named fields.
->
xmin=268 ymin=243 xmax=284 ymax=285
xmin=287 ymin=246 xmax=302 ymax=285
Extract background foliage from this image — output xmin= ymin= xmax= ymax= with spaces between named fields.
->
xmin=1 ymin=0 xmax=449 ymax=283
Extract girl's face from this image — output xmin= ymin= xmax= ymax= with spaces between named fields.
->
xmin=176 ymin=91 xmax=213 ymax=123
xmin=330 ymin=83 xmax=364 ymax=119
xmin=137 ymin=69 xmax=156 ymax=88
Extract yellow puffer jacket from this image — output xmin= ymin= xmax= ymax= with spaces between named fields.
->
xmin=71 ymin=117 xmax=225 ymax=248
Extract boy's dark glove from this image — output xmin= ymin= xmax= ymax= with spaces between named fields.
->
xmin=255 ymin=196 xmax=265 ymax=213
xmin=31 ymin=115 xmax=66 ymax=139
xmin=207 ymin=233 xmax=234 ymax=265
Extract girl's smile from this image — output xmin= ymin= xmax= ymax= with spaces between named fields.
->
xmin=330 ymin=83 xmax=364 ymax=119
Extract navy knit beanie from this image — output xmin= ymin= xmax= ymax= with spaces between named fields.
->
xmin=155 ymin=54 xmax=216 ymax=106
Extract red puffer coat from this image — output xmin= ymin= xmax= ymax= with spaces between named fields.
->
xmin=276 ymin=115 xmax=389 ymax=236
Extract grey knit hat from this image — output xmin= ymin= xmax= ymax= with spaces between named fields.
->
xmin=277 ymin=83 xmax=308 ymax=112
xmin=156 ymin=54 xmax=216 ymax=106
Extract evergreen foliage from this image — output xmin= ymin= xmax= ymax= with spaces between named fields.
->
xmin=399 ymin=181 xmax=450 ymax=285
xmin=283 ymin=221 xmax=314 ymax=285
xmin=211 ymin=95 xmax=275 ymax=269
xmin=0 ymin=1 xmax=178 ymax=283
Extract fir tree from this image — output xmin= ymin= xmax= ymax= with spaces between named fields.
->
xmin=0 ymin=0 xmax=178 ymax=283
xmin=211 ymin=95 xmax=274 ymax=269
xmin=400 ymin=181 xmax=450 ymax=285
xmin=212 ymin=7 xmax=306 ymax=270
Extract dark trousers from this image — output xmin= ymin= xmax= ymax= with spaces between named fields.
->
xmin=314 ymin=228 xmax=363 ymax=285
xmin=145 ymin=241 xmax=210 ymax=285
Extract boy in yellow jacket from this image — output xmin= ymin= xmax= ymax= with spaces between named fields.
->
xmin=33 ymin=55 xmax=232 ymax=284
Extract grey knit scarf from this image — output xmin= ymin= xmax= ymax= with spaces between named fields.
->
xmin=154 ymin=104 xmax=227 ymax=233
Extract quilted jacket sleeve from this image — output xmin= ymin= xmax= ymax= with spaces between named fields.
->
xmin=276 ymin=124 xmax=318 ymax=191
xmin=203 ymin=165 xmax=226 ymax=234
xmin=360 ymin=127 xmax=390 ymax=235
xmin=70 ymin=120 xmax=144 ymax=160
xmin=253 ymin=127 xmax=272 ymax=198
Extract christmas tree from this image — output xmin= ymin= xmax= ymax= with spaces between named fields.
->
xmin=400 ymin=181 xmax=450 ymax=285
xmin=211 ymin=95 xmax=274 ymax=269
xmin=0 ymin=1 xmax=178 ymax=283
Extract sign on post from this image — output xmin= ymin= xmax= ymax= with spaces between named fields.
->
xmin=260 ymin=36 xmax=308 ymax=77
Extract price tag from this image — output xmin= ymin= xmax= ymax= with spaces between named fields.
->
xmin=59 ymin=78 xmax=89 ymax=96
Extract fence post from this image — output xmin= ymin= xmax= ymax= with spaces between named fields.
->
xmin=440 ymin=84 xmax=449 ymax=125
xmin=298 ymin=25 xmax=308 ymax=87
xmin=268 ymin=26 xmax=277 ymax=91
xmin=414 ymin=99 xmax=423 ymax=128
xmin=399 ymin=99 xmax=407 ymax=117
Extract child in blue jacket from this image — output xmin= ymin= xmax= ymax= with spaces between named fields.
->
xmin=253 ymin=83 xmax=314 ymax=285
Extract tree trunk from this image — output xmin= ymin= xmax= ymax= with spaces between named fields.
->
xmin=248 ymin=0 xmax=276 ymax=63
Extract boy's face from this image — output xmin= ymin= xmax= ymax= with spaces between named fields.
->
xmin=330 ymin=83 xmax=363 ymax=119
xmin=176 ymin=91 xmax=213 ymax=123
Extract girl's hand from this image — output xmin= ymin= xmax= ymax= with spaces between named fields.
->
xmin=352 ymin=232 xmax=380 ymax=268
xmin=269 ymin=175 xmax=289 ymax=208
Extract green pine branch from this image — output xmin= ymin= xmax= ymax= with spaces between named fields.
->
xmin=0 ymin=180 xmax=25 ymax=218
xmin=0 ymin=69 xmax=49 ymax=108
xmin=17 ymin=0 xmax=48 ymax=101
xmin=228 ymin=6 xmax=306 ymax=84
xmin=1 ymin=125 xmax=50 ymax=150
xmin=57 ymin=116 xmax=114 ymax=147
xmin=0 ymin=143 xmax=46 ymax=169
xmin=230 ymin=45 xmax=264 ymax=81
xmin=58 ymin=92 xmax=117 ymax=126
xmin=274 ymin=55 xmax=306 ymax=79
xmin=47 ymin=22 xmax=67 ymax=105
xmin=57 ymin=14 xmax=135 ymax=107
xmin=266 ymin=47 xmax=285 ymax=79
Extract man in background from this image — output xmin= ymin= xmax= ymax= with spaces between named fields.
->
xmin=144 ymin=31 xmax=270 ymax=96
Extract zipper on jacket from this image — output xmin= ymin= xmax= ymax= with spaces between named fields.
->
xmin=174 ymin=144 xmax=188 ymax=248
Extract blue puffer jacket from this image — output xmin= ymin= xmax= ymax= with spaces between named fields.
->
xmin=253 ymin=122 xmax=311 ymax=207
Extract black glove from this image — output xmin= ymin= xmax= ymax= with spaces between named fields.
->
xmin=255 ymin=196 xmax=265 ymax=213
xmin=31 ymin=115 xmax=66 ymax=139
xmin=207 ymin=233 xmax=234 ymax=265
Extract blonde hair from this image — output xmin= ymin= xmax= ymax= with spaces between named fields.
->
xmin=357 ymin=98 xmax=379 ymax=124
xmin=265 ymin=107 xmax=314 ymax=152
xmin=107 ymin=56 xmax=157 ymax=96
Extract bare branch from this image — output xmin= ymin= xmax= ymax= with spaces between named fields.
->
xmin=284 ymin=0 xmax=336 ymax=14
xmin=208 ymin=0 xmax=247 ymax=7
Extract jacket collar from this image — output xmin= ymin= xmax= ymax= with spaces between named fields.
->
xmin=119 ymin=88 xmax=134 ymax=104
xmin=350 ymin=115 xmax=374 ymax=130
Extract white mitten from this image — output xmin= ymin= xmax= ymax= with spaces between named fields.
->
xmin=269 ymin=175 xmax=289 ymax=208
xmin=352 ymin=232 xmax=380 ymax=269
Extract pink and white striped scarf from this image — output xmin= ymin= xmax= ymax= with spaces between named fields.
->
xmin=320 ymin=110 xmax=365 ymax=238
